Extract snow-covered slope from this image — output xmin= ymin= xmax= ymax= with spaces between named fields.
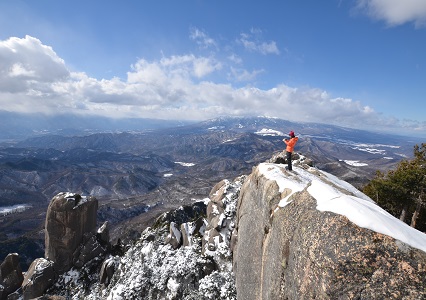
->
xmin=260 ymin=161 xmax=426 ymax=253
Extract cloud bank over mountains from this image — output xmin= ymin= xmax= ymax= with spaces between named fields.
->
xmin=0 ymin=31 xmax=424 ymax=136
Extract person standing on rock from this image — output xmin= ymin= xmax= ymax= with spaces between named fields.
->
xmin=283 ymin=131 xmax=299 ymax=171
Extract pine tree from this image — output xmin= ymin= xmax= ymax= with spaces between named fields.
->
xmin=363 ymin=143 xmax=426 ymax=231
xmin=410 ymin=144 xmax=426 ymax=228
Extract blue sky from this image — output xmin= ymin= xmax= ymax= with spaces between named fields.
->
xmin=0 ymin=0 xmax=426 ymax=136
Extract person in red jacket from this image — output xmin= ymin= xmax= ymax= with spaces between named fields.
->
xmin=283 ymin=131 xmax=299 ymax=171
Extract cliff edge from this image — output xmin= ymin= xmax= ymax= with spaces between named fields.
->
xmin=233 ymin=160 xmax=426 ymax=299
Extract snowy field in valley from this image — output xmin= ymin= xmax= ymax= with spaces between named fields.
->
xmin=0 ymin=204 xmax=31 ymax=216
xmin=340 ymin=160 xmax=369 ymax=167
xmin=175 ymin=162 xmax=196 ymax=167
xmin=254 ymin=128 xmax=284 ymax=136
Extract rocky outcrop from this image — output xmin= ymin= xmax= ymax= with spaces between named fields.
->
xmin=44 ymin=192 xmax=99 ymax=274
xmin=97 ymin=221 xmax=110 ymax=247
xmin=165 ymin=222 xmax=182 ymax=249
xmin=46 ymin=199 xmax=228 ymax=299
xmin=0 ymin=253 xmax=24 ymax=300
xmin=201 ymin=178 xmax=242 ymax=260
xmin=41 ymin=178 xmax=243 ymax=299
xmin=0 ymin=192 xmax=110 ymax=299
xmin=181 ymin=217 xmax=204 ymax=247
xmin=160 ymin=182 xmax=239 ymax=256
xmin=268 ymin=150 xmax=313 ymax=168
xmin=233 ymin=162 xmax=426 ymax=299
xmin=21 ymin=258 xmax=56 ymax=300
xmin=99 ymin=257 xmax=119 ymax=286
xmin=160 ymin=201 xmax=207 ymax=250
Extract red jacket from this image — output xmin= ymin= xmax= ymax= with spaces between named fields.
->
xmin=284 ymin=136 xmax=298 ymax=153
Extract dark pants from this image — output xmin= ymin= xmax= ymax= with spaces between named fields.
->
xmin=286 ymin=151 xmax=292 ymax=171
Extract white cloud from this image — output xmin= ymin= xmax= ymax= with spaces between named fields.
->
xmin=356 ymin=0 xmax=426 ymax=27
xmin=229 ymin=67 xmax=264 ymax=82
xmin=237 ymin=29 xmax=280 ymax=55
xmin=0 ymin=35 xmax=423 ymax=135
xmin=10 ymin=63 xmax=36 ymax=77
xmin=227 ymin=54 xmax=243 ymax=64
xmin=192 ymin=57 xmax=222 ymax=78
xmin=258 ymin=41 xmax=280 ymax=55
xmin=0 ymin=35 xmax=69 ymax=94
xmin=189 ymin=27 xmax=217 ymax=49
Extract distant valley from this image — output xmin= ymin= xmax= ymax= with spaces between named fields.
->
xmin=0 ymin=116 xmax=421 ymax=268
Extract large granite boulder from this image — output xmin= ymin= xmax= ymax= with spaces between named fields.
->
xmin=233 ymin=163 xmax=426 ymax=299
xmin=45 ymin=192 xmax=98 ymax=274
xmin=0 ymin=253 xmax=24 ymax=300
xmin=21 ymin=258 xmax=55 ymax=300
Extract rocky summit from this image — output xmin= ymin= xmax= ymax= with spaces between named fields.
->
xmin=233 ymin=153 xmax=426 ymax=299
xmin=0 ymin=153 xmax=425 ymax=299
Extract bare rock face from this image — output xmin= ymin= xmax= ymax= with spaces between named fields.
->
xmin=99 ymin=257 xmax=119 ymax=286
xmin=165 ymin=222 xmax=182 ymax=250
xmin=233 ymin=164 xmax=426 ymax=300
xmin=73 ymin=233 xmax=105 ymax=268
xmin=209 ymin=179 xmax=228 ymax=202
xmin=45 ymin=192 xmax=98 ymax=274
xmin=0 ymin=253 xmax=24 ymax=300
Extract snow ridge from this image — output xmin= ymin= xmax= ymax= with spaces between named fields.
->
xmin=259 ymin=161 xmax=426 ymax=253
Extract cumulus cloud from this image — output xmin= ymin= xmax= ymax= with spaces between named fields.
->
xmin=0 ymin=35 xmax=422 ymax=134
xmin=356 ymin=0 xmax=426 ymax=27
xmin=0 ymin=35 xmax=69 ymax=94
